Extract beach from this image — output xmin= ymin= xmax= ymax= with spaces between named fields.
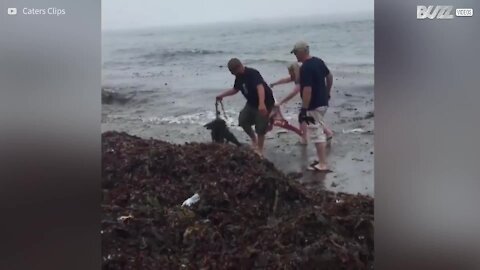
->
xmin=102 ymin=18 xmax=374 ymax=196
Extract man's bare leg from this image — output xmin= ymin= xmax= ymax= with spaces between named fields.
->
xmin=300 ymin=122 xmax=308 ymax=144
xmin=315 ymin=142 xmax=329 ymax=170
xmin=256 ymin=134 xmax=265 ymax=156
xmin=250 ymin=135 xmax=258 ymax=149
xmin=242 ymin=125 xmax=257 ymax=149
xmin=307 ymin=109 xmax=330 ymax=170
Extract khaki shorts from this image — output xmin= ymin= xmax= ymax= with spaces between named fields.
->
xmin=307 ymin=106 xmax=328 ymax=143
xmin=238 ymin=104 xmax=271 ymax=135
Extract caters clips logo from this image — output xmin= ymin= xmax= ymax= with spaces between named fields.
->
xmin=417 ymin=6 xmax=474 ymax=19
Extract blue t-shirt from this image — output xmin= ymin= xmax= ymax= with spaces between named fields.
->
xmin=299 ymin=57 xmax=331 ymax=110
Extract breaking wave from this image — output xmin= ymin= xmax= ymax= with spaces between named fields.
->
xmin=142 ymin=111 xmax=239 ymax=127
xmin=243 ymin=58 xmax=292 ymax=66
xmin=139 ymin=49 xmax=227 ymax=60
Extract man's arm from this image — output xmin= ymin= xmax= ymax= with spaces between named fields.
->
xmin=257 ymin=84 xmax=267 ymax=111
xmin=257 ymin=84 xmax=267 ymax=116
xmin=326 ymin=73 xmax=333 ymax=98
xmin=300 ymin=65 xmax=313 ymax=109
xmin=252 ymin=71 xmax=268 ymax=116
xmin=216 ymin=88 xmax=239 ymax=100
xmin=302 ymin=86 xmax=312 ymax=109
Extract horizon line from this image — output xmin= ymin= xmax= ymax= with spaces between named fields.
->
xmin=103 ymin=11 xmax=373 ymax=32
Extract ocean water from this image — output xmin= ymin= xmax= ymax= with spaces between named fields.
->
xmin=102 ymin=18 xmax=373 ymax=130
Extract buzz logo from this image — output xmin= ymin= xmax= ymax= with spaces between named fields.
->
xmin=417 ymin=5 xmax=454 ymax=19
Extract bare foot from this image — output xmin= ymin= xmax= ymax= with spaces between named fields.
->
xmin=253 ymin=148 xmax=264 ymax=158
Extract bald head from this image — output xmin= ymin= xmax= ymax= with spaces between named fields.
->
xmin=227 ymin=58 xmax=244 ymax=75
xmin=228 ymin=58 xmax=242 ymax=70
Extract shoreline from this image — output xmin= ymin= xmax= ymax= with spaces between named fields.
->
xmin=102 ymin=115 xmax=374 ymax=196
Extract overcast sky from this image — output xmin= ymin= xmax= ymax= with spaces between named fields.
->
xmin=103 ymin=0 xmax=373 ymax=30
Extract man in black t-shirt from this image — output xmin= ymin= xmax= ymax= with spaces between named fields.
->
xmin=291 ymin=41 xmax=334 ymax=172
xmin=216 ymin=58 xmax=275 ymax=157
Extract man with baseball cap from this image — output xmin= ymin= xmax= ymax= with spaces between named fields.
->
xmin=291 ymin=41 xmax=334 ymax=172
xmin=216 ymin=58 xmax=275 ymax=157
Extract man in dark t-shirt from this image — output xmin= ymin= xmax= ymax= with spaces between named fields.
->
xmin=291 ymin=41 xmax=334 ymax=172
xmin=300 ymin=57 xmax=331 ymax=109
xmin=216 ymin=58 xmax=275 ymax=157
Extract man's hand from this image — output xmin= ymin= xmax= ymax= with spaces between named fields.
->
xmin=258 ymin=103 xmax=268 ymax=117
xmin=216 ymin=88 xmax=239 ymax=102
xmin=298 ymin=108 xmax=315 ymax=125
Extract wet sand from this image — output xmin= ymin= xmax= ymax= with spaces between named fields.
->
xmin=102 ymin=64 xmax=374 ymax=196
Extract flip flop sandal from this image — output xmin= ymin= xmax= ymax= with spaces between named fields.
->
xmin=307 ymin=162 xmax=332 ymax=173
xmin=306 ymin=161 xmax=319 ymax=170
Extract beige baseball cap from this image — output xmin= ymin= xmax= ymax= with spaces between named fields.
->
xmin=290 ymin=41 xmax=309 ymax=54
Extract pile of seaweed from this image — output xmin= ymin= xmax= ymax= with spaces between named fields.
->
xmin=102 ymin=131 xmax=374 ymax=269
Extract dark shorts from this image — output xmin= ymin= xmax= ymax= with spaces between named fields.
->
xmin=238 ymin=104 xmax=271 ymax=135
